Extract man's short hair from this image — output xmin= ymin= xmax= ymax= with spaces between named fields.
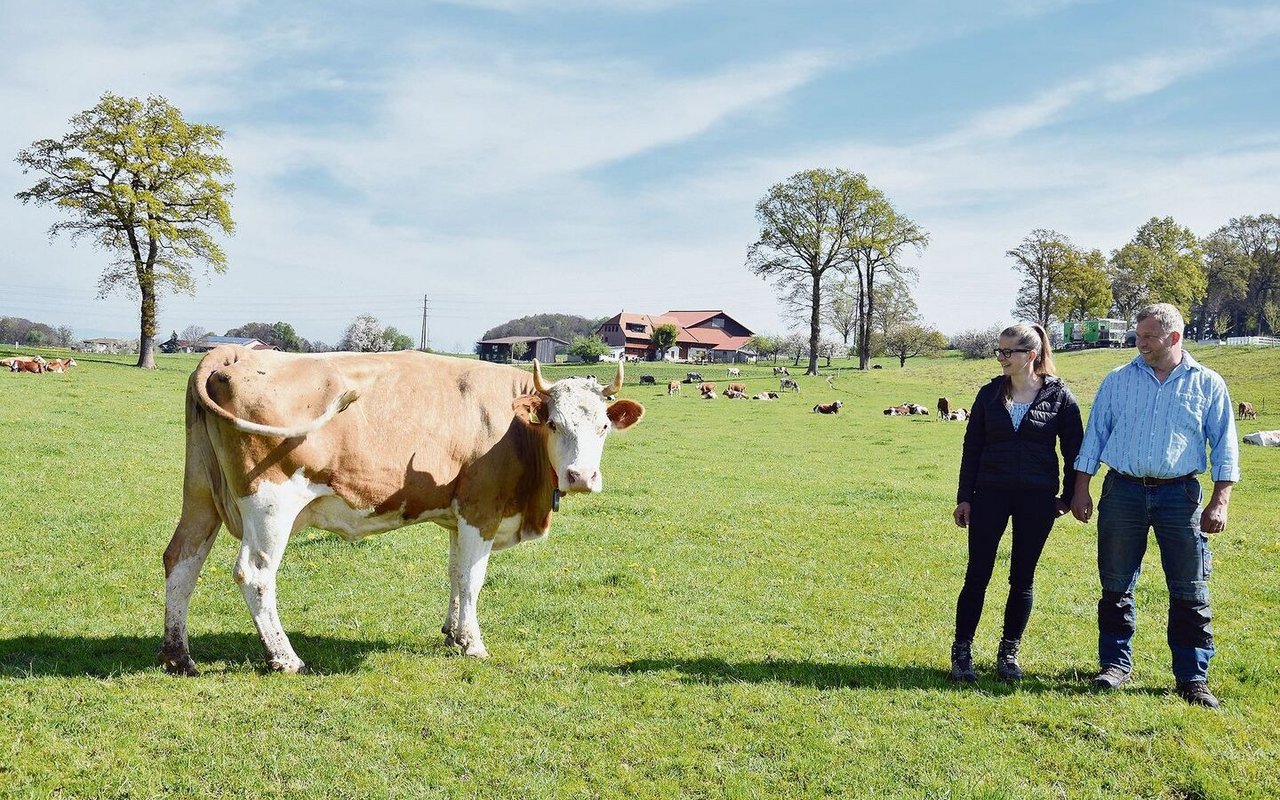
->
xmin=1136 ymin=303 xmax=1185 ymax=335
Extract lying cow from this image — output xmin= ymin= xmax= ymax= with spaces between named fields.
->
xmin=2 ymin=355 xmax=48 ymax=371
xmin=1243 ymin=430 xmax=1280 ymax=446
xmin=698 ymin=382 xmax=717 ymax=396
xmin=701 ymin=388 xmax=717 ymax=400
xmin=13 ymin=360 xmax=46 ymax=373
xmin=884 ymin=405 xmax=910 ymax=416
xmin=639 ymin=375 xmax=656 ymax=385
xmin=726 ymin=390 xmax=748 ymax=399
xmin=45 ymin=357 xmax=77 ymax=373
xmin=685 ymin=372 xmax=703 ymax=383
xmin=813 ymin=401 xmax=843 ymax=414
xmin=948 ymin=408 xmax=970 ymax=422
xmin=903 ymin=402 xmax=929 ymax=415
xmin=726 ymin=368 xmax=740 ymax=377
xmin=780 ymin=378 xmax=800 ymax=392
xmin=773 ymin=366 xmax=789 ymax=376
xmin=724 ymin=382 xmax=746 ymax=396
xmin=667 ymin=380 xmax=681 ymax=396
xmin=160 ymin=351 xmax=643 ymax=676
xmin=751 ymin=392 xmax=773 ymax=401
xmin=1238 ymin=402 xmax=1257 ymax=420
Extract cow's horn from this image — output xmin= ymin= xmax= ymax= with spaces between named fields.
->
xmin=532 ymin=359 xmax=553 ymax=394
xmin=602 ymin=360 xmax=623 ymax=397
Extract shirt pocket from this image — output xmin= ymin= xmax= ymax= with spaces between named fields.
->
xmin=1173 ymin=390 xmax=1206 ymax=418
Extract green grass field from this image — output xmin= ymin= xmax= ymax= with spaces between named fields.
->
xmin=1 ymin=345 xmax=1278 ymax=799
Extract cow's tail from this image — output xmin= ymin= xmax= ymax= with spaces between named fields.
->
xmin=193 ymin=352 xmax=360 ymax=438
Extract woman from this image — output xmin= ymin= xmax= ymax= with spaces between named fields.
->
xmin=950 ymin=323 xmax=1083 ymax=682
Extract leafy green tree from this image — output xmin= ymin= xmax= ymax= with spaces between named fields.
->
xmin=568 ymin=334 xmax=610 ymax=362
xmin=1107 ymin=217 xmax=1205 ymax=325
xmin=748 ymin=334 xmax=781 ymax=362
xmin=15 ymin=93 xmax=234 ymax=368
xmin=1197 ymin=214 xmax=1279 ymax=336
xmin=748 ymin=169 xmax=873 ymax=375
xmin=510 ymin=341 xmax=529 ymax=361
xmin=382 ymin=327 xmax=414 ymax=351
xmin=1008 ymin=229 xmax=1078 ymax=327
xmin=1054 ymin=247 xmax=1113 ymax=322
xmin=650 ymin=324 xmax=679 ymax=358
xmin=882 ymin=323 xmax=946 ymax=367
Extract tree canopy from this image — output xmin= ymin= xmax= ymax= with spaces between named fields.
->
xmin=338 ymin=314 xmax=413 ymax=352
xmin=482 ymin=313 xmax=604 ymax=343
xmin=1007 ymin=229 xmax=1078 ymax=327
xmin=1195 ymin=214 xmax=1278 ymax=337
xmin=14 ymin=93 xmax=235 ymax=368
xmin=1107 ymin=216 xmax=1204 ymax=325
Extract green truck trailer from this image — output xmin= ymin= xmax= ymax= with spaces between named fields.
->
xmin=1062 ymin=318 xmax=1130 ymax=350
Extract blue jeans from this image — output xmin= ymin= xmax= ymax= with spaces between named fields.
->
xmin=1096 ymin=471 xmax=1214 ymax=682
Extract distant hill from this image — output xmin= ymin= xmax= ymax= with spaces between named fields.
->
xmin=482 ymin=313 xmax=606 ymax=343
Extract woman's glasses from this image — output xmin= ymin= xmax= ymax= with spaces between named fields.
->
xmin=993 ymin=348 xmax=1031 ymax=358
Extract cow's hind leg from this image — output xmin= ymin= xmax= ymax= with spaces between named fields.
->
xmin=234 ymin=483 xmax=314 ymax=674
xmin=442 ymin=528 xmax=461 ymax=647
xmin=160 ymin=493 xmax=222 ymax=676
xmin=452 ymin=520 xmax=494 ymax=658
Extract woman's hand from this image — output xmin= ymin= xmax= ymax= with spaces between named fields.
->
xmin=953 ymin=502 xmax=971 ymax=528
xmin=1054 ymin=498 xmax=1070 ymax=518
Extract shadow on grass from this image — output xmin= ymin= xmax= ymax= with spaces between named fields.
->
xmin=0 ymin=632 xmax=400 ymax=678
xmin=595 ymin=657 xmax=1169 ymax=697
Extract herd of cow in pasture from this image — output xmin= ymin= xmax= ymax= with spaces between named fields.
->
xmin=1 ymin=355 xmax=76 ymax=373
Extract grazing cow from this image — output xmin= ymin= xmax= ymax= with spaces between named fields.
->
xmin=773 ymin=366 xmax=789 ymax=376
xmin=812 ymin=401 xmax=843 ymax=414
xmin=1238 ymin=402 xmax=1257 ymax=420
xmin=724 ymin=382 xmax=747 ymax=396
xmin=685 ymin=372 xmax=703 ymax=383
xmin=667 ymin=380 xmax=681 ymax=396
xmin=726 ymin=368 xmax=740 ymax=377
xmin=159 ymin=351 xmax=643 ymax=676
xmin=779 ymin=378 xmax=800 ymax=392
xmin=937 ymin=397 xmax=951 ymax=420
xmin=639 ymin=375 xmax=656 ymax=385
xmin=698 ymin=382 xmax=717 ymax=396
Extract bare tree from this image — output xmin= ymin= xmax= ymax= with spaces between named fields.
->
xmin=848 ymin=195 xmax=929 ymax=370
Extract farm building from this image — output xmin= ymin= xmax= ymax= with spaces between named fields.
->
xmin=476 ymin=335 xmax=568 ymax=364
xmin=595 ymin=309 xmax=755 ymax=362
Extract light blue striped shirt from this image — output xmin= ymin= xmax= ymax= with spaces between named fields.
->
xmin=1074 ymin=351 xmax=1240 ymax=482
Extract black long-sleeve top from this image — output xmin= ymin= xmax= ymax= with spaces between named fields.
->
xmin=956 ymin=375 xmax=1085 ymax=505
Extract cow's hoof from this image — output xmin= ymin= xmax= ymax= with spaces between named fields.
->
xmin=267 ymin=657 xmax=307 ymax=675
xmin=158 ymin=651 xmax=200 ymax=677
xmin=463 ymin=643 xmax=490 ymax=659
xmin=442 ymin=629 xmax=458 ymax=648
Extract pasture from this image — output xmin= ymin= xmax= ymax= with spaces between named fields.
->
xmin=1 ymin=346 xmax=1278 ymax=799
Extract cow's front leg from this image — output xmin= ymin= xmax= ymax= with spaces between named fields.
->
xmin=235 ymin=492 xmax=308 ymax=674
xmin=453 ymin=520 xmax=494 ymax=658
xmin=442 ymin=528 xmax=461 ymax=647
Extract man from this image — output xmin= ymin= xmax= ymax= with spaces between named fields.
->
xmin=1071 ymin=303 xmax=1239 ymax=708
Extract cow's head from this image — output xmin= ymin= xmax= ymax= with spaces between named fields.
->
xmin=513 ymin=360 xmax=644 ymax=494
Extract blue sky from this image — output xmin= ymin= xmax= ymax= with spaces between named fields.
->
xmin=2 ymin=0 xmax=1278 ymax=351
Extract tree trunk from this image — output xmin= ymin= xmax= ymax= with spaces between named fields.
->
xmin=137 ymin=263 xmax=158 ymax=369
xmin=808 ymin=269 xmax=821 ymax=375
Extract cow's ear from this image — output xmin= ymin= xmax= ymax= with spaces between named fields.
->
xmin=606 ymin=399 xmax=644 ymax=430
xmin=513 ymin=394 xmax=548 ymax=426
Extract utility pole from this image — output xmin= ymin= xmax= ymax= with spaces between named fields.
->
xmin=419 ymin=294 xmax=430 ymax=351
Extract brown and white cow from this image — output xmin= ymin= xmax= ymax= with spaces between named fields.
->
xmin=45 ymin=357 xmax=77 ymax=373
xmin=724 ymin=382 xmax=747 ymax=397
xmin=667 ymin=380 xmax=681 ymax=396
xmin=3 ymin=355 xmax=47 ymax=372
xmin=14 ymin=360 xmax=46 ymax=373
xmin=812 ymin=401 xmax=843 ymax=414
xmin=698 ymin=382 xmax=717 ymax=396
xmin=160 ymin=349 xmax=643 ymax=676
xmin=1238 ymin=402 xmax=1257 ymax=420
xmin=949 ymin=408 xmax=970 ymax=422
xmin=751 ymin=392 xmax=773 ymax=401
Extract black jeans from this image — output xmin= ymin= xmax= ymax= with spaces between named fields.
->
xmin=954 ymin=489 xmax=1057 ymax=643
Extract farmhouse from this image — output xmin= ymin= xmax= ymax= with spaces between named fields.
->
xmin=477 ymin=335 xmax=569 ymax=364
xmin=595 ymin=309 xmax=755 ymax=362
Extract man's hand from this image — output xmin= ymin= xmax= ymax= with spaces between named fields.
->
xmin=953 ymin=502 xmax=971 ymax=528
xmin=1201 ymin=500 xmax=1229 ymax=533
xmin=1071 ymin=472 xmax=1095 ymax=523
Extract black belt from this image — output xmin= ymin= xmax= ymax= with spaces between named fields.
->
xmin=1111 ymin=471 xmax=1197 ymax=487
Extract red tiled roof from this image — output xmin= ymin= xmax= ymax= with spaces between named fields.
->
xmin=663 ymin=310 xmax=722 ymax=327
